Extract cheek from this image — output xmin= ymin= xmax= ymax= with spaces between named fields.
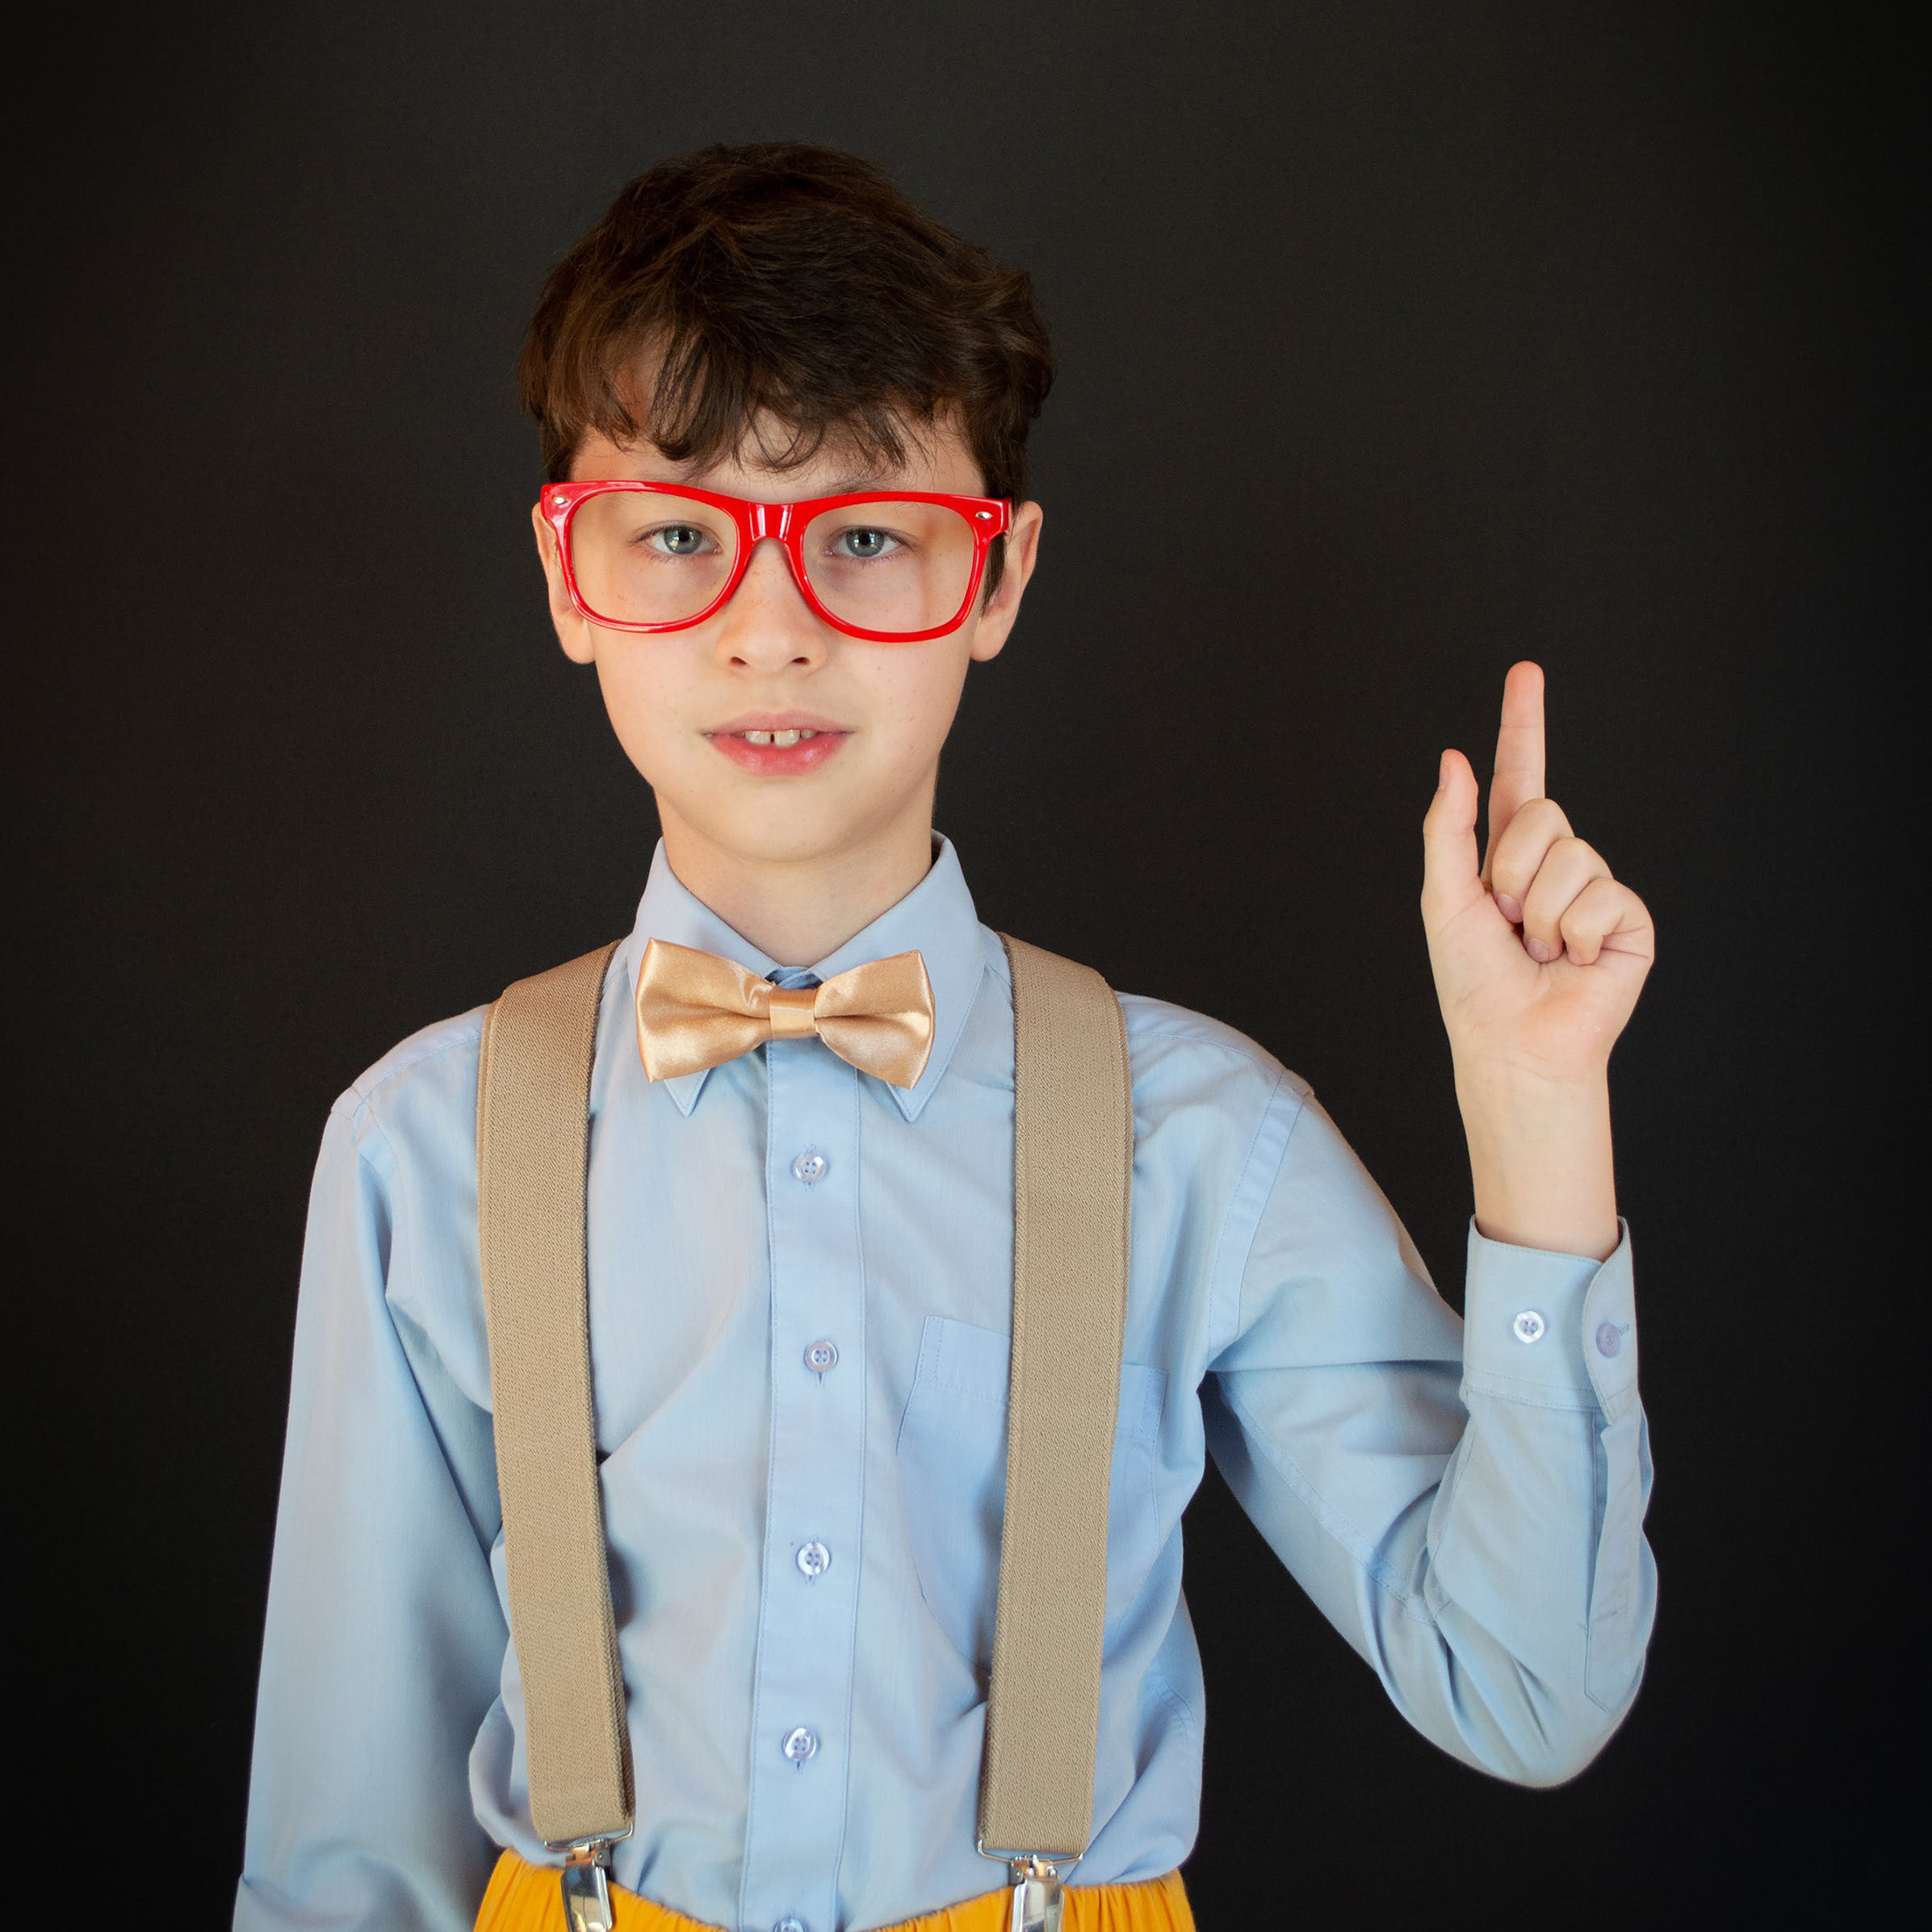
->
xmin=874 ymin=652 xmax=970 ymax=756
xmin=591 ymin=646 xmax=686 ymax=754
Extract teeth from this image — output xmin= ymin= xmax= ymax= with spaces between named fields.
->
xmin=739 ymin=728 xmax=819 ymax=746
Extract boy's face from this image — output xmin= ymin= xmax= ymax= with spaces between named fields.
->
xmin=530 ymin=391 xmax=1044 ymax=880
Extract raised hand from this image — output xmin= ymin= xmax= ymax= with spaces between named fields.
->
xmin=1420 ymin=661 xmax=1655 ymax=1093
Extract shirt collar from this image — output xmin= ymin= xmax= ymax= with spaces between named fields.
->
xmin=614 ymin=827 xmax=987 ymax=1125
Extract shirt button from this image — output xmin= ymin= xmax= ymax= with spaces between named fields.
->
xmin=791 ymin=1150 xmax=828 ymax=1184
xmin=804 ymin=1339 xmax=838 ymax=1373
xmin=1512 ymin=1310 xmax=1546 ymax=1344
xmin=774 ymin=1918 xmax=808 ymax=1932
xmin=1595 ymin=1321 xmax=1624 ymax=1358
xmin=796 ymin=1540 xmax=831 ymax=1580
xmin=782 ymin=1725 xmax=819 ymax=1762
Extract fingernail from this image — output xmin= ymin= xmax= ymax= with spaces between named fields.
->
xmin=1523 ymin=935 xmax=1558 ymax=963
xmin=1494 ymin=892 xmax=1523 ymax=924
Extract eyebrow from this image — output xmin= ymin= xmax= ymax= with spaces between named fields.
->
xmin=665 ymin=462 xmax=897 ymax=497
xmin=819 ymin=469 xmax=892 ymax=495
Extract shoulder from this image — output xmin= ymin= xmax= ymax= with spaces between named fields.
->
xmin=1115 ymin=987 xmax=1313 ymax=1147
xmin=979 ymin=927 xmax=1313 ymax=1128
xmin=323 ymin=939 xmax=625 ymax=1171
xmin=325 ymin=1000 xmax=491 ymax=1172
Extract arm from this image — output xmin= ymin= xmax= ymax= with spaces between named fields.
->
xmin=1203 ymin=661 xmax=1659 ymax=1781
xmin=233 ymin=1096 xmax=509 ymax=1932
xmin=1202 ymin=1079 xmax=1654 ymax=1785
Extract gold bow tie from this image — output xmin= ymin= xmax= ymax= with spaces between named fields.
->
xmin=635 ymin=937 xmax=937 ymax=1088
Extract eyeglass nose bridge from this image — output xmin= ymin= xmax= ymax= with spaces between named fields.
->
xmin=727 ymin=510 xmax=817 ymax=618
xmin=743 ymin=501 xmax=794 ymax=542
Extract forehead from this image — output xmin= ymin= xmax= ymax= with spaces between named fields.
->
xmin=575 ymin=346 xmax=984 ymax=496
xmin=571 ymin=415 xmax=980 ymax=497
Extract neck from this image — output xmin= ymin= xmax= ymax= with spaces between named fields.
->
xmin=657 ymin=805 xmax=939 ymax=969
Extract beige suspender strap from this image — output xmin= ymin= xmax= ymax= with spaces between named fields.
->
xmin=475 ymin=938 xmax=632 ymax=1854
xmin=979 ymin=932 xmax=1133 ymax=1873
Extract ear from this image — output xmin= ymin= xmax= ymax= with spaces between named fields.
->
xmin=966 ymin=500 xmax=1044 ymax=664
xmin=531 ymin=498 xmax=597 ymax=666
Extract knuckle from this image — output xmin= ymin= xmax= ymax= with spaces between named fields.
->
xmin=1501 ymin=852 xmax=1539 ymax=895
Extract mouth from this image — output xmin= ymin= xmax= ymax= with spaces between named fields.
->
xmin=705 ymin=725 xmax=853 ymax=774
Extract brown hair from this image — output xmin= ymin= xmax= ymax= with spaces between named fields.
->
xmin=518 ymin=141 xmax=1054 ymax=606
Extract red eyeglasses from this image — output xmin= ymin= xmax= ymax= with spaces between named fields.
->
xmin=538 ymin=480 xmax=1013 ymax=643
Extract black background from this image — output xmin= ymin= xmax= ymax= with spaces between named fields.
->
xmin=15 ymin=4 xmax=1916 ymax=1924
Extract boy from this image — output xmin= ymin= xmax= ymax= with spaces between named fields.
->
xmin=235 ymin=141 xmax=1657 ymax=1932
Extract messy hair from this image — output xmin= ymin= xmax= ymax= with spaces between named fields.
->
xmin=518 ymin=141 xmax=1054 ymax=606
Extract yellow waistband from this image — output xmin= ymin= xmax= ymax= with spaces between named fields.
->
xmin=476 ymin=1846 xmax=1196 ymax=1932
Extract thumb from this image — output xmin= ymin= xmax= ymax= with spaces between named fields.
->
xmin=1421 ymin=748 xmax=1483 ymax=925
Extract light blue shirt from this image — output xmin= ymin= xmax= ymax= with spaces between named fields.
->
xmin=234 ymin=828 xmax=1655 ymax=1932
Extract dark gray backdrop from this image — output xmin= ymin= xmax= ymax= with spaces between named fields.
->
xmin=14 ymin=3 xmax=1914 ymax=1923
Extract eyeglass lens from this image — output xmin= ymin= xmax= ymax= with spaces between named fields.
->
xmin=568 ymin=492 xmax=981 ymax=633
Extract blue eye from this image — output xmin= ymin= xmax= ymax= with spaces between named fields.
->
xmin=835 ymin=527 xmax=899 ymax=559
xmin=647 ymin=525 xmax=711 ymax=556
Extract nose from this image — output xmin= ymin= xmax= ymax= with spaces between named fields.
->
xmin=711 ymin=534 xmax=826 ymax=664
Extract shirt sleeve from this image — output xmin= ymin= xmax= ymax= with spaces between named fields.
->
xmin=1201 ymin=1078 xmax=1656 ymax=1787
xmin=233 ymin=1095 xmax=509 ymax=1932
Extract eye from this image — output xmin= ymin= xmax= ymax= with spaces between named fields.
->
xmin=642 ymin=523 xmax=715 ymax=557
xmin=830 ymin=526 xmax=902 ymax=560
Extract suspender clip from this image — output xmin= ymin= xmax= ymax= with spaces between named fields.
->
xmin=974 ymin=1847 xmax=1068 ymax=1932
xmin=554 ymin=1834 xmax=622 ymax=1932
xmin=1004 ymin=1854 xmax=1065 ymax=1932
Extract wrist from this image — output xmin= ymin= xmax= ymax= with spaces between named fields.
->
xmin=1451 ymin=1050 xmax=1609 ymax=1123
xmin=1456 ymin=1069 xmax=1619 ymax=1262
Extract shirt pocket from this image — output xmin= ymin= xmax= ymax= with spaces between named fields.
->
xmin=893 ymin=1311 xmax=1167 ymax=1672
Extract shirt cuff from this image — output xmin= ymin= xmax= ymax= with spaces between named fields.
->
xmin=1461 ymin=1214 xmax=1638 ymax=1418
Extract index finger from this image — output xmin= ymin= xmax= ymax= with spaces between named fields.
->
xmin=1481 ymin=660 xmax=1546 ymax=883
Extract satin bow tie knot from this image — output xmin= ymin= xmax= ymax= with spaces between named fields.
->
xmin=635 ymin=937 xmax=936 ymax=1088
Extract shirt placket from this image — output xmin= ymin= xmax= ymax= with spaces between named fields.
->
xmin=739 ymin=967 xmax=865 ymax=1932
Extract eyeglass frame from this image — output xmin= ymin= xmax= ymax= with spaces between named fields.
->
xmin=537 ymin=479 xmax=1015 ymax=644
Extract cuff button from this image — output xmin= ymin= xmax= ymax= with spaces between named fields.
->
xmin=1511 ymin=1310 xmax=1547 ymax=1344
xmin=1595 ymin=1321 xmax=1624 ymax=1358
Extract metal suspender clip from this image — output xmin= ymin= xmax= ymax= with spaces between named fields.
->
xmin=551 ymin=1829 xmax=630 ymax=1932
xmin=978 ymin=1840 xmax=1075 ymax=1932
xmin=1004 ymin=1855 xmax=1065 ymax=1932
